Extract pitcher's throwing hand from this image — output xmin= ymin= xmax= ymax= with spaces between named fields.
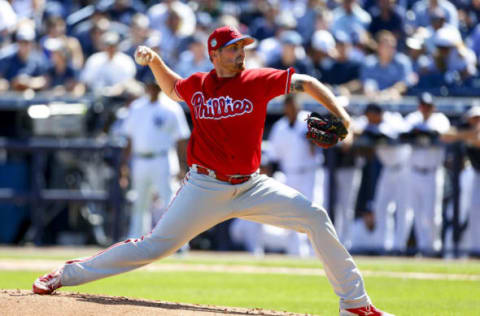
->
xmin=135 ymin=45 xmax=155 ymax=66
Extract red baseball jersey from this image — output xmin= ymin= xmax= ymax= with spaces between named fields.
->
xmin=175 ymin=67 xmax=294 ymax=175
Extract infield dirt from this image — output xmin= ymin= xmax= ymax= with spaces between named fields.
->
xmin=1 ymin=289 xmax=306 ymax=316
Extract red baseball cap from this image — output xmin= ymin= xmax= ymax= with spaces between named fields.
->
xmin=207 ymin=26 xmax=255 ymax=55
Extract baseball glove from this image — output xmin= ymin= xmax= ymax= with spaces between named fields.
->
xmin=306 ymin=112 xmax=348 ymax=148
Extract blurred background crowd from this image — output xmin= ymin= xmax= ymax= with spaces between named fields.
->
xmin=0 ymin=0 xmax=479 ymax=259
xmin=1 ymin=0 xmax=480 ymax=97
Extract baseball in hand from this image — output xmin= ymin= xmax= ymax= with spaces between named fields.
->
xmin=135 ymin=46 xmax=154 ymax=66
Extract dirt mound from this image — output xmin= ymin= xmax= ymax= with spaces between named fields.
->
xmin=0 ymin=290 xmax=306 ymax=316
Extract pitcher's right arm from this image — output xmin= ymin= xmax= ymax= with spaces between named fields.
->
xmin=135 ymin=46 xmax=183 ymax=102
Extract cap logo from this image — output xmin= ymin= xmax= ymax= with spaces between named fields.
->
xmin=210 ymin=38 xmax=217 ymax=47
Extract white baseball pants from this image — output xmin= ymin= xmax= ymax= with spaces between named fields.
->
xmin=331 ymin=167 xmax=361 ymax=250
xmin=373 ymin=166 xmax=409 ymax=252
xmin=128 ymin=155 xmax=173 ymax=238
xmin=406 ymin=168 xmax=444 ymax=254
xmin=467 ymin=170 xmax=480 ymax=254
xmin=60 ymin=171 xmax=370 ymax=309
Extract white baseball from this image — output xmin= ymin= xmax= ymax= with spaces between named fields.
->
xmin=135 ymin=46 xmax=153 ymax=66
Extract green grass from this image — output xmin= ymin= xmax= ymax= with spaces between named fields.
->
xmin=1 ymin=248 xmax=480 ymax=315
xmin=1 ymin=270 xmax=479 ymax=315
xmin=2 ymin=250 xmax=480 ymax=275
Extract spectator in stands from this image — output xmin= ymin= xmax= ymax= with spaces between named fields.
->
xmin=368 ymin=0 xmax=405 ymax=41
xmin=405 ymin=35 xmax=433 ymax=91
xmin=347 ymin=27 xmax=370 ymax=62
xmin=154 ymin=6 xmax=186 ymax=66
xmin=195 ymin=0 xmax=222 ymax=19
xmin=194 ymin=11 xmax=213 ymax=39
xmin=242 ymin=40 xmax=264 ymax=71
xmin=267 ymin=30 xmax=314 ymax=75
xmin=297 ymin=0 xmax=325 ymax=45
xmin=420 ymin=27 xmax=477 ymax=87
xmin=330 ymin=0 xmax=372 ymax=41
xmin=80 ymin=31 xmax=136 ymax=96
xmin=0 ymin=25 xmax=48 ymax=92
xmin=249 ymin=0 xmax=279 ymax=41
xmin=412 ymin=0 xmax=458 ymax=29
xmin=458 ymin=0 xmax=480 ymax=34
xmin=403 ymin=92 xmax=451 ymax=256
xmin=72 ymin=4 xmax=130 ymax=50
xmin=256 ymin=11 xmax=297 ymax=66
xmin=174 ymin=34 xmax=211 ymax=78
xmin=322 ymin=31 xmax=362 ymax=96
xmin=11 ymin=0 xmax=47 ymax=30
xmin=0 ymin=0 xmax=17 ymax=47
xmin=74 ymin=17 xmax=110 ymax=58
xmin=119 ymin=13 xmax=151 ymax=58
xmin=147 ymin=0 xmax=197 ymax=42
xmin=43 ymin=38 xmax=85 ymax=96
xmin=360 ymin=30 xmax=414 ymax=100
xmin=41 ymin=16 xmax=84 ymax=70
xmin=420 ymin=7 xmax=449 ymax=54
xmin=310 ymin=29 xmax=336 ymax=82
xmin=99 ymin=0 xmax=146 ymax=26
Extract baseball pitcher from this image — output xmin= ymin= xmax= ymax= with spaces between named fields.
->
xmin=33 ymin=26 xmax=393 ymax=316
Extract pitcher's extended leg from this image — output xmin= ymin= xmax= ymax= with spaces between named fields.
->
xmin=61 ymin=173 xmax=232 ymax=286
xmin=234 ymin=175 xmax=370 ymax=310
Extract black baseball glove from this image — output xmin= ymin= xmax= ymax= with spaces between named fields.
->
xmin=306 ymin=112 xmax=348 ymax=148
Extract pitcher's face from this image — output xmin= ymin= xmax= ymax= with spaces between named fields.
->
xmin=213 ymin=41 xmax=247 ymax=74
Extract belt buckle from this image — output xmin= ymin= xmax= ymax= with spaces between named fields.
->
xmin=228 ymin=175 xmax=250 ymax=185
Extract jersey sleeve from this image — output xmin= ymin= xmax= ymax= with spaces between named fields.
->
xmin=254 ymin=67 xmax=295 ymax=100
xmin=174 ymin=73 xmax=203 ymax=102
xmin=174 ymin=78 xmax=187 ymax=101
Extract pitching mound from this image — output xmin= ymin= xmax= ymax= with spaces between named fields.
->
xmin=1 ymin=289 xmax=304 ymax=316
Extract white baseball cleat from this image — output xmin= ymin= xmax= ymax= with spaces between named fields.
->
xmin=32 ymin=266 xmax=64 ymax=295
xmin=340 ymin=304 xmax=395 ymax=316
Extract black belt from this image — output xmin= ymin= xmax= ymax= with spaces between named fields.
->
xmin=413 ymin=166 xmax=437 ymax=174
xmin=135 ymin=151 xmax=167 ymax=159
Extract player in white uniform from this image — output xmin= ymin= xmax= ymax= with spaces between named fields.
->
xmin=268 ymin=95 xmax=324 ymax=203
xmin=462 ymin=108 xmax=480 ymax=257
xmin=403 ymin=93 xmax=450 ymax=256
xmin=328 ymin=117 xmax=362 ymax=250
xmin=268 ymin=95 xmax=324 ymax=256
xmin=123 ymin=78 xmax=190 ymax=238
xmin=442 ymin=106 xmax=480 ymax=257
xmin=33 ymin=26 xmax=393 ymax=316
xmin=356 ymin=104 xmax=411 ymax=253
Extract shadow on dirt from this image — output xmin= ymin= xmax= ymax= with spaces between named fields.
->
xmin=72 ymin=292 xmax=297 ymax=316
